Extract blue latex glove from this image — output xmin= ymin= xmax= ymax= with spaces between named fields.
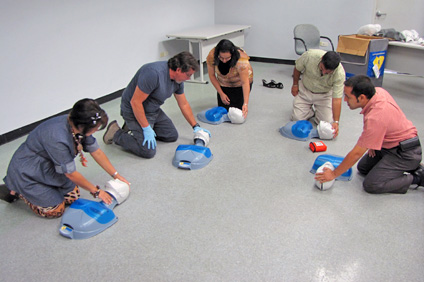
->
xmin=193 ymin=125 xmax=211 ymax=137
xmin=142 ymin=125 xmax=157 ymax=149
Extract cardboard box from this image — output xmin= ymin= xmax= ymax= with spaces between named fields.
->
xmin=337 ymin=34 xmax=389 ymax=87
xmin=337 ymin=34 xmax=384 ymax=56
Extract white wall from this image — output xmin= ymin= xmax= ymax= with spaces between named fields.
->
xmin=0 ymin=0 xmax=394 ymax=136
xmin=0 ymin=0 xmax=214 ymax=135
xmin=215 ymin=0 xmax=375 ymax=60
xmin=373 ymin=0 xmax=424 ymax=36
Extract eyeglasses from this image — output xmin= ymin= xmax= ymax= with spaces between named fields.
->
xmin=218 ymin=55 xmax=232 ymax=61
xmin=183 ymin=71 xmax=193 ymax=79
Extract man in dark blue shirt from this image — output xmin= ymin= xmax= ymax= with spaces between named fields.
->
xmin=103 ymin=52 xmax=210 ymax=159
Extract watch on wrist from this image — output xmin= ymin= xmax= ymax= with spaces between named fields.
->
xmin=91 ymin=185 xmax=100 ymax=198
xmin=192 ymin=123 xmax=200 ymax=129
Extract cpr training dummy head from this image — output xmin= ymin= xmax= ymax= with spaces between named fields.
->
xmin=314 ymin=161 xmax=335 ymax=191
xmin=104 ymin=179 xmax=130 ymax=204
xmin=197 ymin=106 xmax=245 ymax=125
xmin=280 ymin=120 xmax=335 ymax=141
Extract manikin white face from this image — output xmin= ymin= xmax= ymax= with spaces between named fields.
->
xmin=227 ymin=107 xmax=245 ymax=124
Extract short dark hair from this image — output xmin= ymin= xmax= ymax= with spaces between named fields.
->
xmin=213 ymin=39 xmax=240 ymax=68
xmin=69 ymin=98 xmax=108 ymax=135
xmin=344 ymin=75 xmax=376 ymax=99
xmin=321 ymin=51 xmax=341 ymax=71
xmin=167 ymin=51 xmax=199 ymax=73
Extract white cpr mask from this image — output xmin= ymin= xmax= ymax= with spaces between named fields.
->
xmin=317 ymin=121 xmax=335 ymax=140
xmin=315 ymin=161 xmax=335 ymax=191
xmin=104 ymin=179 xmax=130 ymax=204
xmin=227 ymin=107 xmax=245 ymax=124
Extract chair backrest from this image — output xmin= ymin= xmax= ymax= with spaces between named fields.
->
xmin=293 ymin=24 xmax=321 ymax=55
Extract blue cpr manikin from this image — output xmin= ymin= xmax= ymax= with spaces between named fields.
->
xmin=59 ymin=179 xmax=130 ymax=239
xmin=197 ymin=106 xmax=230 ymax=124
xmin=172 ymin=129 xmax=213 ymax=170
xmin=280 ymin=120 xmax=319 ymax=141
xmin=59 ymin=197 xmax=118 ymax=239
xmin=310 ymin=154 xmax=353 ymax=181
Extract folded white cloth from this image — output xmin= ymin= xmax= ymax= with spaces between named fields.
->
xmin=401 ymin=29 xmax=423 ymax=44
xmin=357 ymin=24 xmax=381 ymax=36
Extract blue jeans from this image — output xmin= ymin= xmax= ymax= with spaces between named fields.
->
xmin=114 ymin=109 xmax=178 ymax=158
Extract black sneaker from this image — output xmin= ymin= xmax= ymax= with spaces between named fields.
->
xmin=0 ymin=184 xmax=20 ymax=203
xmin=412 ymin=164 xmax=424 ymax=187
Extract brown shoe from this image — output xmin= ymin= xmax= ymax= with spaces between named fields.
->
xmin=103 ymin=120 xmax=120 ymax=144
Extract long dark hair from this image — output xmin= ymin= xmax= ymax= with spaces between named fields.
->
xmin=213 ymin=39 xmax=240 ymax=68
xmin=69 ymin=99 xmax=108 ymax=135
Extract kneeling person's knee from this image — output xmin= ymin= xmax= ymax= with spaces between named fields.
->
xmin=137 ymin=148 xmax=156 ymax=159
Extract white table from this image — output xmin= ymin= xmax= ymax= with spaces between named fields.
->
xmin=167 ymin=24 xmax=251 ymax=83
xmin=386 ymin=41 xmax=424 ymax=76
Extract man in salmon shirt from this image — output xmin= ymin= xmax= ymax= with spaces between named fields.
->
xmin=315 ymin=75 xmax=423 ymax=194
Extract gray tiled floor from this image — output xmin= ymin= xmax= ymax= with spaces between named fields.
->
xmin=1 ymin=62 xmax=423 ymax=282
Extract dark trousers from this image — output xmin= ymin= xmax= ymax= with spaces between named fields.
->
xmin=217 ymin=83 xmax=252 ymax=111
xmin=357 ymin=144 xmax=422 ymax=194
xmin=114 ymin=109 xmax=178 ymax=159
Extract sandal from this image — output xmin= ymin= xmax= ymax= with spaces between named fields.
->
xmin=271 ymin=80 xmax=284 ymax=89
xmin=262 ymin=79 xmax=274 ymax=88
xmin=262 ymin=79 xmax=278 ymax=88
xmin=262 ymin=79 xmax=284 ymax=89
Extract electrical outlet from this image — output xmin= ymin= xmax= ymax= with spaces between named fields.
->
xmin=160 ymin=51 xmax=169 ymax=57
xmin=320 ymin=42 xmax=328 ymax=47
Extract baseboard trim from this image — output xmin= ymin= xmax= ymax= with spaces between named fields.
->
xmin=0 ymin=89 xmax=124 ymax=146
xmin=250 ymin=56 xmax=295 ymax=65
xmin=0 ymin=57 xmax=294 ymax=146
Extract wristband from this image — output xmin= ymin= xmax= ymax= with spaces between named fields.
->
xmin=192 ymin=123 xmax=200 ymax=129
xmin=90 ymin=185 xmax=101 ymax=198
xmin=111 ymin=171 xmax=118 ymax=178
xmin=334 ymin=121 xmax=339 ymax=124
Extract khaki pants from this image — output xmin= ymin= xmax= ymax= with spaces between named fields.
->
xmin=291 ymin=81 xmax=333 ymax=124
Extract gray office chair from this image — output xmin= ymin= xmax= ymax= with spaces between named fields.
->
xmin=293 ymin=24 xmax=334 ymax=55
